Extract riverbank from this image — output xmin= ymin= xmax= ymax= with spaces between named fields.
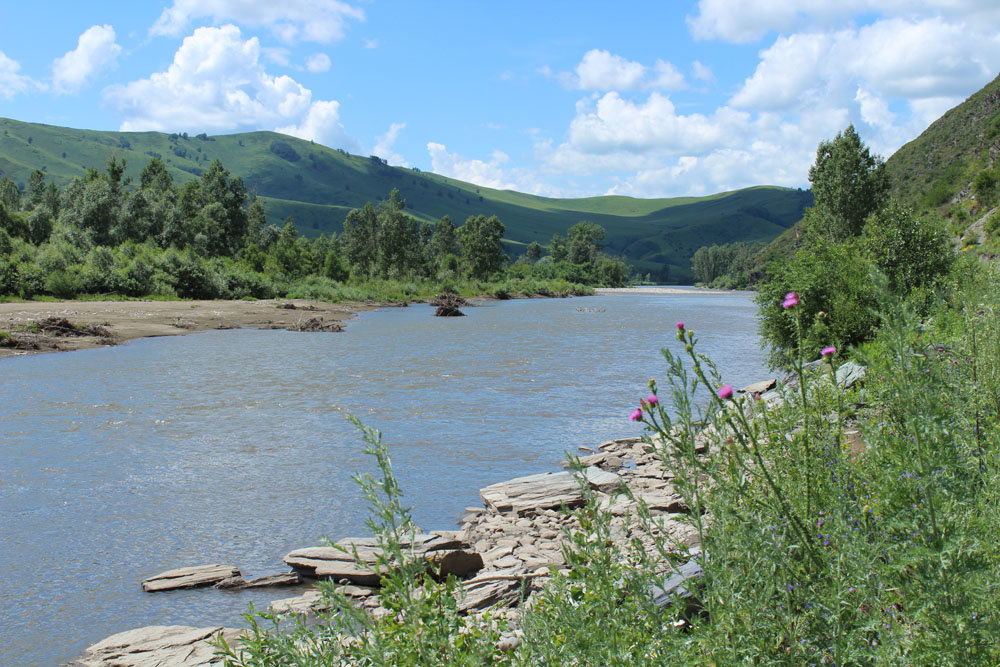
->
xmin=0 ymin=298 xmax=372 ymax=358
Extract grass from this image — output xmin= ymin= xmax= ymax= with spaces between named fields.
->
xmin=0 ymin=117 xmax=811 ymax=283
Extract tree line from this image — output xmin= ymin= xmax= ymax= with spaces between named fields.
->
xmin=0 ymin=155 xmax=630 ymax=300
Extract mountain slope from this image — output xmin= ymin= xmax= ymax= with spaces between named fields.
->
xmin=0 ymin=117 xmax=811 ymax=282
xmin=884 ymin=72 xmax=1000 ymax=210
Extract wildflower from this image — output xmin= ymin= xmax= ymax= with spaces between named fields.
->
xmin=629 ymin=408 xmax=643 ymax=422
xmin=782 ymin=291 xmax=799 ymax=308
xmin=676 ymin=321 xmax=684 ymax=330
xmin=646 ymin=394 xmax=659 ymax=407
xmin=821 ymin=346 xmax=836 ymax=357
xmin=717 ymin=384 xmax=734 ymax=400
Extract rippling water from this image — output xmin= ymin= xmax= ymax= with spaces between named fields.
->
xmin=0 ymin=290 xmax=768 ymax=665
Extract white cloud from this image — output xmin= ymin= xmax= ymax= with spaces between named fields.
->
xmin=277 ymin=100 xmax=359 ymax=150
xmin=306 ymin=53 xmax=331 ymax=73
xmin=52 ymin=25 xmax=121 ymax=94
xmin=373 ymin=122 xmax=408 ymax=167
xmin=687 ymin=0 xmax=1000 ymax=43
xmin=0 ymin=50 xmax=34 ymax=98
xmin=105 ymin=24 xmax=359 ymax=151
xmin=564 ymin=49 xmax=686 ymax=91
xmin=427 ymin=143 xmax=521 ymax=191
xmin=566 ymin=92 xmax=749 ymax=155
xmin=691 ymin=60 xmax=714 ymax=83
xmin=576 ymin=50 xmax=646 ymax=90
xmin=151 ymin=0 xmax=364 ymax=43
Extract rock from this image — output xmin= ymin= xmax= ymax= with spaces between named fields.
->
xmin=497 ymin=635 xmax=523 ymax=652
xmin=213 ymin=571 xmax=301 ymax=590
xmin=270 ymin=589 xmax=327 ymax=615
xmin=836 ymin=361 xmax=867 ymax=389
xmin=284 ymin=533 xmax=471 ymax=585
xmin=584 ymin=466 xmax=621 ymax=492
xmin=739 ymin=378 xmax=776 ymax=395
xmin=649 ymin=553 xmax=704 ymax=608
xmin=74 ymin=625 xmax=242 ymax=666
xmin=428 ymin=549 xmax=484 ymax=579
xmin=284 ymin=546 xmax=381 ymax=586
xmin=480 ymin=471 xmax=584 ymax=515
xmin=142 ymin=565 xmax=241 ymax=592
xmin=561 ymin=452 xmax=607 ymax=468
xmin=456 ymin=576 xmax=523 ymax=613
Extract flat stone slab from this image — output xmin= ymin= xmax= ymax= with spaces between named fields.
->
xmin=142 ymin=565 xmax=240 ymax=592
xmin=73 ymin=625 xmax=242 ymax=666
xmin=739 ymin=378 xmax=776 ymax=394
xmin=650 ymin=553 xmax=704 ymax=608
xmin=284 ymin=533 xmax=474 ymax=585
xmin=481 ymin=471 xmax=583 ymax=514
xmin=457 ymin=576 xmax=523 ymax=613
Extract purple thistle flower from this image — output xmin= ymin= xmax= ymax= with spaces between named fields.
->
xmin=717 ymin=384 xmax=734 ymax=400
xmin=821 ymin=346 xmax=836 ymax=356
xmin=782 ymin=292 xmax=799 ymax=308
xmin=646 ymin=394 xmax=658 ymax=407
xmin=629 ymin=408 xmax=643 ymax=422
xmin=676 ymin=321 xmax=684 ymax=330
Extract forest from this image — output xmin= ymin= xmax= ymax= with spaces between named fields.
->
xmin=0 ymin=155 xmax=630 ymax=302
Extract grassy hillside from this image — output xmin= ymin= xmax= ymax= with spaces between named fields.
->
xmin=0 ymin=117 xmax=811 ymax=282
xmin=885 ymin=72 xmax=1000 ymax=210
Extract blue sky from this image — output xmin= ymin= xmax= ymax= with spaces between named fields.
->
xmin=2 ymin=1 xmax=999 ymax=198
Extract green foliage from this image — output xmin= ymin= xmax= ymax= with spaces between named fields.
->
xmin=863 ymin=201 xmax=953 ymax=295
xmin=756 ymin=236 xmax=880 ymax=368
xmin=973 ymin=168 xmax=998 ymax=208
xmin=459 ymin=214 xmax=506 ymax=280
xmin=808 ymin=124 xmax=889 ymax=239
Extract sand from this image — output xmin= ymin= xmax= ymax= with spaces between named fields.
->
xmin=0 ymin=298 xmax=372 ymax=358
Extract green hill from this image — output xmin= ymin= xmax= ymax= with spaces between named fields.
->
xmin=0 ymin=117 xmax=811 ymax=282
xmin=884 ymin=72 xmax=1000 ymax=211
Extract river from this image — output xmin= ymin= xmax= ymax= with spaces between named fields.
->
xmin=0 ymin=289 xmax=768 ymax=665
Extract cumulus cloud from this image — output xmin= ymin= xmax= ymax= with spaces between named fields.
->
xmin=566 ymin=92 xmax=749 ymax=155
xmin=0 ymin=50 xmax=34 ymax=98
xmin=105 ymin=24 xmax=359 ymax=151
xmin=564 ymin=49 xmax=686 ymax=91
xmin=277 ymin=100 xmax=359 ymax=150
xmin=427 ymin=143 xmax=522 ymax=191
xmin=373 ymin=122 xmax=408 ymax=167
xmin=687 ymin=0 xmax=1000 ymax=43
xmin=151 ymin=0 xmax=364 ymax=43
xmin=306 ymin=53 xmax=331 ymax=73
xmin=52 ymin=25 xmax=121 ymax=94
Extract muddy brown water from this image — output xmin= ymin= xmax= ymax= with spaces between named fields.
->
xmin=0 ymin=290 xmax=768 ymax=665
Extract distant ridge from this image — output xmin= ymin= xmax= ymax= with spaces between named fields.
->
xmin=0 ymin=117 xmax=811 ymax=282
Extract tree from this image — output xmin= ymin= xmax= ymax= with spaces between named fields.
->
xmin=342 ymin=202 xmax=379 ymax=276
xmin=549 ymin=233 xmax=568 ymax=262
xmin=567 ymin=221 xmax=605 ymax=265
xmin=525 ymin=241 xmax=541 ymax=262
xmin=459 ymin=214 xmax=506 ymax=280
xmin=26 ymin=169 xmax=46 ymax=210
xmin=0 ymin=177 xmax=21 ymax=211
xmin=862 ymin=200 xmax=953 ymax=295
xmin=429 ymin=215 xmax=458 ymax=263
xmin=807 ymin=124 xmax=888 ymax=239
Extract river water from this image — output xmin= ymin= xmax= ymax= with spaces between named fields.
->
xmin=1 ymin=289 xmax=768 ymax=665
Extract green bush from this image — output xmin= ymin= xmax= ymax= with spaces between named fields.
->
xmin=756 ymin=236 xmax=880 ymax=369
xmin=862 ymin=201 xmax=953 ymax=295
